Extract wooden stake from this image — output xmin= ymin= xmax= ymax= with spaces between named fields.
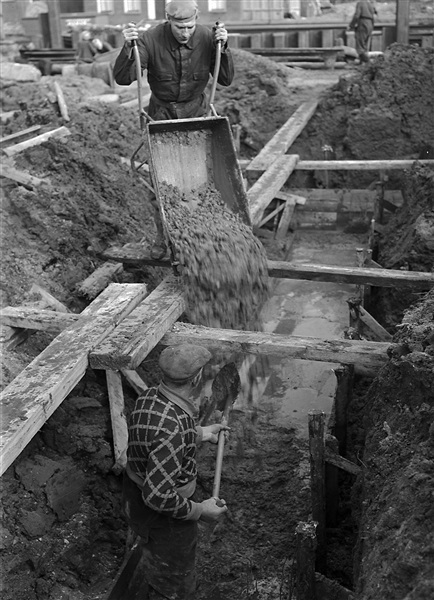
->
xmin=295 ymin=521 xmax=317 ymax=600
xmin=308 ymin=409 xmax=326 ymax=574
xmin=332 ymin=364 xmax=354 ymax=454
xmin=53 ymin=81 xmax=70 ymax=122
xmin=0 ymin=125 xmax=41 ymax=147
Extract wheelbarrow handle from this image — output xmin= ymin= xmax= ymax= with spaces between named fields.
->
xmin=207 ymin=22 xmax=223 ymax=116
xmin=131 ymin=38 xmax=155 ymax=128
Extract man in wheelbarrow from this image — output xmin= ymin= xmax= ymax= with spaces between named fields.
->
xmin=113 ymin=0 xmax=234 ymax=260
xmin=122 ymin=344 xmax=229 ymax=599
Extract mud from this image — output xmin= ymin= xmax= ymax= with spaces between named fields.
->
xmin=0 ymin=38 xmax=433 ymax=600
xmin=160 ymin=182 xmax=270 ymax=329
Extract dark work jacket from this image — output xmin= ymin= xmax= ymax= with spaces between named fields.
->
xmin=113 ymin=22 xmax=234 ymax=105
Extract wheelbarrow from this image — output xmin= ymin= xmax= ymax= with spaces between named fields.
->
xmin=129 ymin=32 xmax=251 ymax=268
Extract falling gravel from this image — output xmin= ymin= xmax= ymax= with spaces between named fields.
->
xmin=159 ymin=182 xmax=270 ymax=330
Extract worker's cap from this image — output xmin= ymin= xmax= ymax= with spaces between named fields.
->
xmin=165 ymin=0 xmax=198 ymax=22
xmin=159 ymin=344 xmax=212 ymax=382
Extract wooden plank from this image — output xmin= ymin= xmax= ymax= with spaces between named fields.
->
xmin=1 ymin=164 xmax=49 ymax=189
xmin=257 ymin=201 xmax=285 ymax=228
xmin=2 ymin=126 xmax=71 ymax=157
xmin=247 ymin=101 xmax=318 ymax=172
xmin=296 ymin=159 xmax=434 ymax=171
xmin=0 ymin=306 xmax=78 ymax=332
xmin=122 ymin=370 xmax=148 ymax=394
xmin=0 ymin=125 xmax=41 ymax=147
xmin=76 ymin=262 xmax=124 ymax=300
xmin=248 ymin=155 xmax=299 ymax=225
xmin=0 ymin=283 xmax=148 ymax=476
xmin=267 ymin=261 xmax=434 ymax=289
xmin=358 ymin=305 xmax=393 ymax=342
xmin=161 ymin=323 xmax=392 ymax=369
xmin=106 ymin=370 xmax=128 ymax=473
xmin=276 ymin=196 xmax=297 ymax=240
xmin=325 ymin=449 xmax=362 ymax=476
xmin=30 ymin=283 xmax=70 ymax=312
xmin=89 ymin=276 xmax=186 ymax=371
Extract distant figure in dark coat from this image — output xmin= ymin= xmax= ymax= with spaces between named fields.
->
xmin=348 ymin=0 xmax=377 ymax=63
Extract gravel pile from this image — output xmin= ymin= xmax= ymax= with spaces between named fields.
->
xmin=159 ymin=182 xmax=270 ymax=330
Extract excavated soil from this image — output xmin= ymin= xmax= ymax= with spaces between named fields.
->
xmin=1 ymin=40 xmax=433 ymax=600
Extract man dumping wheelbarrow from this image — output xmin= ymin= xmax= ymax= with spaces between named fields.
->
xmin=113 ymin=0 xmax=234 ymax=259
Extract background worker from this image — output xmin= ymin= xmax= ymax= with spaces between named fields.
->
xmin=348 ymin=0 xmax=377 ymax=63
xmin=122 ymin=343 xmax=229 ymax=600
xmin=113 ymin=0 xmax=234 ymax=259
xmin=91 ymin=37 xmax=114 ymax=55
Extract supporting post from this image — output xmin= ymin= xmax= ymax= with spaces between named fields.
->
xmin=295 ymin=521 xmax=317 ymax=600
xmin=308 ymin=409 xmax=326 ymax=574
xmin=396 ymin=0 xmax=410 ymax=44
xmin=106 ymin=370 xmax=128 ymax=474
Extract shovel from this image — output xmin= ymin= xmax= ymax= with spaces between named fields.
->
xmin=208 ymin=362 xmax=241 ymax=498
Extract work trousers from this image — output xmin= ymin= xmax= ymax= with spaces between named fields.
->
xmin=122 ymin=472 xmax=197 ymax=600
xmin=355 ymin=19 xmax=374 ymax=61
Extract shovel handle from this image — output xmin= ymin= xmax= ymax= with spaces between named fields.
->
xmin=212 ymin=417 xmax=227 ymax=498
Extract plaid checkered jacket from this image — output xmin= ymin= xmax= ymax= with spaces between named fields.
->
xmin=127 ymin=386 xmax=200 ymax=520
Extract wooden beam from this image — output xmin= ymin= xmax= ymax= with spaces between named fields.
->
xmin=248 ymin=155 xmax=299 ymax=225
xmin=0 ymin=283 xmax=148 ymax=477
xmin=296 ymin=159 xmax=434 ymax=171
xmin=0 ymin=125 xmax=41 ymax=147
xmin=161 ymin=322 xmax=391 ymax=369
xmin=89 ymin=276 xmax=186 ymax=371
xmin=247 ymin=101 xmax=318 ymax=173
xmin=1 ymin=165 xmax=49 ymax=189
xmin=2 ymin=127 xmax=71 ymax=157
xmin=267 ymin=261 xmax=434 ymax=289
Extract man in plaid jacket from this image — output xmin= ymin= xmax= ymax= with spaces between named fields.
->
xmin=122 ymin=343 xmax=229 ymax=599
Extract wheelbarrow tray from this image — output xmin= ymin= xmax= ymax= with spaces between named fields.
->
xmin=146 ymin=116 xmax=251 ymax=229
